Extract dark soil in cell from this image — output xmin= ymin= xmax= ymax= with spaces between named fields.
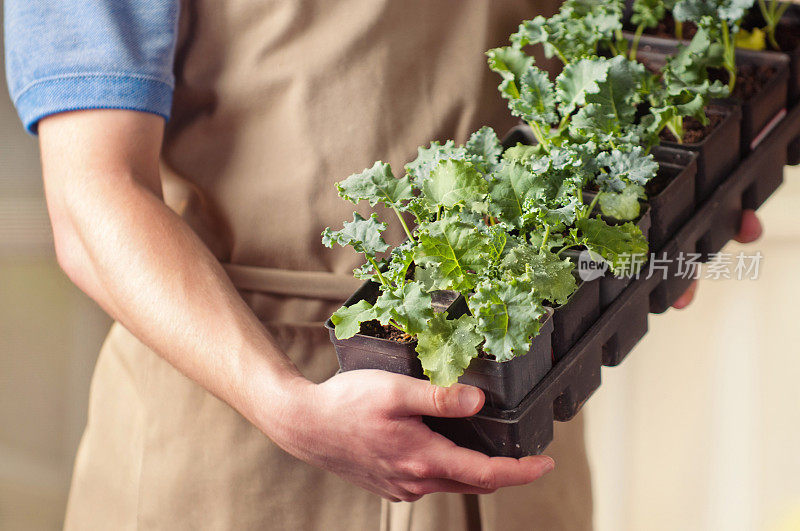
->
xmin=645 ymin=165 xmax=678 ymax=196
xmin=636 ymin=12 xmax=698 ymax=40
xmin=709 ymin=64 xmax=777 ymax=100
xmin=360 ymin=319 xmax=500 ymax=359
xmin=360 ymin=320 xmax=415 ymax=344
xmin=659 ymin=110 xmax=724 ymax=144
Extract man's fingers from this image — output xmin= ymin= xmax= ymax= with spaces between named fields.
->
xmin=399 ymin=478 xmax=498 ymax=497
xmin=735 ymin=209 xmax=762 ymax=243
xmin=426 ymin=443 xmax=555 ymax=489
xmin=672 ymin=280 xmax=698 ymax=309
xmin=387 ymin=377 xmax=485 ymax=418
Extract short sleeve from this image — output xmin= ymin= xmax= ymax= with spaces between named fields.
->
xmin=4 ymin=0 xmax=180 ymax=134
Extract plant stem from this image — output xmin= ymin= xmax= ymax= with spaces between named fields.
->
xmin=540 ymin=224 xmax=551 ymax=252
xmin=550 ymin=45 xmax=568 ymax=65
xmin=528 ymin=121 xmax=551 ymax=152
xmin=665 ymin=115 xmax=684 ymax=144
xmin=630 ymin=24 xmax=645 ymax=61
xmin=392 ymin=206 xmax=415 ymax=242
xmin=722 ymin=23 xmax=737 ymax=92
xmin=587 ymin=192 xmax=601 ymax=215
xmin=368 ymin=257 xmax=389 ymax=286
xmin=615 ymin=29 xmax=628 ymax=56
xmin=762 ymin=0 xmax=790 ymax=50
xmin=557 ymin=113 xmax=571 ymax=133
xmin=556 ymin=243 xmax=579 ymax=258
xmin=759 ymin=0 xmax=769 ymax=24
xmin=389 ymin=319 xmax=409 ymax=335
xmin=675 ymin=20 xmax=684 ymax=41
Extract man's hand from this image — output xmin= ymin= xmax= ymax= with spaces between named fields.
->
xmin=259 ymin=370 xmax=554 ymax=502
xmin=672 ymin=209 xmax=763 ymax=309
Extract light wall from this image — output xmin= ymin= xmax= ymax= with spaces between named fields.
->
xmin=0 ymin=6 xmax=112 ymax=527
xmin=586 ymin=168 xmax=800 ymax=531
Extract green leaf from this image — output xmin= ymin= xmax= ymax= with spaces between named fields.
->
xmin=487 ymin=46 xmax=535 ymax=100
xmin=512 ymin=2 xmax=623 ymax=64
xmin=353 ymin=261 xmax=381 ymax=282
xmin=570 ymin=57 xmax=645 ymax=143
xmin=674 ymin=0 xmax=754 ymax=23
xmin=405 ymin=197 xmax=435 ymax=223
xmin=337 ymin=161 xmax=414 ymax=209
xmin=383 ymin=240 xmax=416 ymax=286
xmin=555 ymin=57 xmax=609 ymax=117
xmin=466 ymin=126 xmax=503 ymax=173
xmin=503 ymin=143 xmax=543 ymax=165
xmin=500 ymin=247 xmax=577 ymax=305
xmin=416 ymin=313 xmax=483 ymax=387
xmin=414 ymin=217 xmax=491 ymax=292
xmin=576 ymin=217 xmax=649 ymax=276
xmin=597 ymin=184 xmax=645 ymax=221
xmin=405 ymin=140 xmax=468 ymax=187
xmin=469 ymin=278 xmax=545 ymax=361
xmin=631 ymin=0 xmax=667 ymax=28
xmin=596 ymin=147 xmax=658 ymax=188
xmin=321 ymin=212 xmax=389 ymax=257
xmin=511 ymin=68 xmax=558 ymax=125
xmin=331 ymin=300 xmax=375 ymax=340
xmin=488 ymin=162 xmax=549 ymax=228
xmin=422 ymin=159 xmax=488 ymax=213
xmin=511 ymin=16 xmax=549 ymax=48
xmin=487 ymin=225 xmax=509 ymax=261
xmin=373 ymin=282 xmax=434 ymax=335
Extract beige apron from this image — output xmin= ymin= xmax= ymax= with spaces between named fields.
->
xmin=64 ymin=1 xmax=593 ymax=529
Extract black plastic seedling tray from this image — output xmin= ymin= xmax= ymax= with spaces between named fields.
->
xmin=427 ymin=100 xmax=800 ymax=457
xmin=457 ymin=309 xmax=554 ymax=410
xmin=661 ymin=106 xmax=742 ymax=204
xmin=779 ymin=6 xmax=800 ymax=104
xmin=742 ymin=2 xmax=800 ymax=105
xmin=648 ymin=147 xmax=698 ymax=250
xmin=634 ymin=35 xmax=790 ymax=156
xmin=326 ymin=283 xmax=555 ymax=410
xmin=549 ymin=279 xmax=600 ymax=361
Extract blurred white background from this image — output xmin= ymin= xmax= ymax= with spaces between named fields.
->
xmin=1 ymin=7 xmax=800 ymax=531
xmin=585 ymin=170 xmax=800 ymax=531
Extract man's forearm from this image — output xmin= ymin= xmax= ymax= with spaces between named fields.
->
xmin=38 ymin=110 xmax=304 ymax=433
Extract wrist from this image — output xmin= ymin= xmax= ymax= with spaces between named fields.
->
xmin=243 ymin=358 xmax=317 ymax=446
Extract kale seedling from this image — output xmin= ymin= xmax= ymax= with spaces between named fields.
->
xmin=673 ymin=0 xmax=757 ymax=91
xmin=511 ymin=0 xmax=627 ymax=63
xmin=758 ymin=0 xmax=790 ymax=50
xmin=323 ymin=129 xmax=579 ymax=386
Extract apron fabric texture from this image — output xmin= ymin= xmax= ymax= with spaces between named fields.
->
xmin=64 ymin=1 xmax=593 ymax=529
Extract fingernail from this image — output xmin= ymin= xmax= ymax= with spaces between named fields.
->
xmin=542 ymin=457 xmax=555 ymax=473
xmin=459 ymin=388 xmax=482 ymax=411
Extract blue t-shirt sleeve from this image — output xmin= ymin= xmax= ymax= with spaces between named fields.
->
xmin=4 ymin=0 xmax=179 ymax=134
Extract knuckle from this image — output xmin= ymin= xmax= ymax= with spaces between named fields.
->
xmin=429 ymin=385 xmax=451 ymax=416
xmin=407 ymin=460 xmax=435 ymax=479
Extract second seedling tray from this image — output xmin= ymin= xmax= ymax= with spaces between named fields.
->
xmin=425 ymin=100 xmax=800 ymax=457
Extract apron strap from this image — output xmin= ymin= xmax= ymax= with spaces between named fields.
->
xmin=222 ymin=263 xmax=363 ymax=301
